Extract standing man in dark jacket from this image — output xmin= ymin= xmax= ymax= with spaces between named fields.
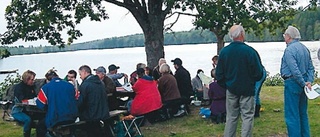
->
xmin=78 ymin=65 xmax=110 ymax=137
xmin=216 ymin=24 xmax=263 ymax=137
xmin=171 ymin=58 xmax=193 ymax=115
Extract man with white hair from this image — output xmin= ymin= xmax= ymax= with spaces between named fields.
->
xmin=215 ymin=24 xmax=263 ymax=137
xmin=152 ymin=58 xmax=167 ymax=81
xmin=281 ymin=26 xmax=314 ymax=137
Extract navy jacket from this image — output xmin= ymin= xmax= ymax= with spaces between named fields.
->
xmin=78 ymin=75 xmax=110 ymax=121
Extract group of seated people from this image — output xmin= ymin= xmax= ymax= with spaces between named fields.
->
xmin=9 ymin=57 xmax=227 ymax=137
xmin=10 ymin=65 xmax=119 ymax=137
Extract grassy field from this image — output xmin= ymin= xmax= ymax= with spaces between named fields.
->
xmin=1 ymin=86 xmax=320 ymax=137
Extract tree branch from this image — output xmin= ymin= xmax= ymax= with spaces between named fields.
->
xmin=166 ymin=11 xmax=197 ymax=20
xmin=104 ymin=0 xmax=131 ymax=9
xmin=164 ymin=13 xmax=180 ymax=31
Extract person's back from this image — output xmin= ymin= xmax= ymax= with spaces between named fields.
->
xmin=217 ymin=42 xmax=262 ymax=96
xmin=131 ymin=75 xmax=162 ymax=116
xmin=158 ymin=73 xmax=181 ymax=102
xmin=216 ymin=25 xmax=263 ymax=137
xmin=36 ymin=77 xmax=78 ymax=128
xmin=158 ymin=63 xmax=181 ymax=118
xmin=78 ymin=65 xmax=111 ymax=136
xmin=208 ymin=81 xmax=226 ymax=123
xmin=171 ymin=58 xmax=193 ymax=114
xmin=78 ymin=74 xmax=109 ymax=121
xmin=174 ymin=65 xmax=193 ymax=100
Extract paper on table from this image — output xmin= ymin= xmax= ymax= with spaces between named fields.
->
xmin=122 ymin=82 xmax=133 ymax=92
xmin=304 ymin=84 xmax=320 ymax=99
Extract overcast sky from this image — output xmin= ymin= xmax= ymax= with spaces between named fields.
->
xmin=0 ymin=0 xmax=310 ymax=47
xmin=0 ymin=1 xmax=195 ymax=47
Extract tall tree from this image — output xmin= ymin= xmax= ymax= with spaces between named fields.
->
xmin=0 ymin=0 xmax=193 ymax=68
xmin=192 ymin=0 xmax=318 ymax=54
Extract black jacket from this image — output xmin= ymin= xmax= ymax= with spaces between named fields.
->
xmin=174 ymin=66 xmax=193 ymax=99
xmin=78 ymin=75 xmax=109 ymax=121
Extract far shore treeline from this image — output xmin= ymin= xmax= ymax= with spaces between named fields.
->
xmin=2 ymin=7 xmax=320 ymax=56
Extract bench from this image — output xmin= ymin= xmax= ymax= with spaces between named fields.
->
xmin=48 ymin=121 xmax=86 ymax=136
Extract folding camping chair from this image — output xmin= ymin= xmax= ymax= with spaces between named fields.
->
xmin=0 ymin=100 xmax=13 ymax=121
xmin=122 ymin=115 xmax=144 ymax=137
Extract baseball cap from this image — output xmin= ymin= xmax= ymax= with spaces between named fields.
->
xmin=94 ymin=66 xmax=106 ymax=74
xmin=171 ymin=58 xmax=182 ymax=65
xmin=108 ymin=64 xmax=120 ymax=71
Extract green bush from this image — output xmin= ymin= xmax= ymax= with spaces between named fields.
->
xmin=264 ymin=71 xmax=319 ymax=86
xmin=0 ymin=72 xmax=21 ymax=100
xmin=264 ymin=73 xmax=284 ymax=86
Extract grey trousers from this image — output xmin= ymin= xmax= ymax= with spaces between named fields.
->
xmin=224 ymin=90 xmax=255 ymax=137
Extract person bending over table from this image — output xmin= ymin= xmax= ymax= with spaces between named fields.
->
xmin=36 ymin=69 xmax=78 ymax=137
xmin=11 ymin=70 xmax=37 ymax=137
xmin=78 ymin=65 xmax=112 ymax=137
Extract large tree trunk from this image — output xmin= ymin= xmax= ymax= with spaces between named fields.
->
xmin=216 ymin=35 xmax=225 ymax=55
xmin=107 ymin=0 xmax=166 ymax=69
xmin=144 ymin=27 xmax=164 ymax=69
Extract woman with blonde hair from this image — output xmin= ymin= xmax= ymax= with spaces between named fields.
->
xmin=11 ymin=70 xmax=37 ymax=137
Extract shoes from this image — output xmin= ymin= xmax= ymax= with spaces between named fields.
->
xmin=173 ymin=110 xmax=186 ymax=117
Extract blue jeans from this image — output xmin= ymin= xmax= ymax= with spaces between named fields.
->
xmin=12 ymin=112 xmax=32 ymax=132
xmin=255 ymin=68 xmax=266 ymax=105
xmin=284 ymin=78 xmax=310 ymax=137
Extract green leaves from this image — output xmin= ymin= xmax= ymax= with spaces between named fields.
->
xmin=191 ymin=0 xmax=307 ymax=54
xmin=0 ymin=48 xmax=11 ymax=59
xmin=0 ymin=0 xmax=108 ymax=47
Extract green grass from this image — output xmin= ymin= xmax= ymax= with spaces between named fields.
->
xmin=1 ymin=86 xmax=320 ymax=137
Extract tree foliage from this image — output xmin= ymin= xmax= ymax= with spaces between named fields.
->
xmin=0 ymin=0 xmax=195 ymax=68
xmin=191 ymin=0 xmax=318 ymax=54
xmin=0 ymin=0 xmax=108 ymax=47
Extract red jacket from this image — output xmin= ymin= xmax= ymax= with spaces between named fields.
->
xmin=131 ymin=76 xmax=162 ymax=116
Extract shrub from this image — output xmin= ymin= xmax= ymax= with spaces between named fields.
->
xmin=0 ymin=72 xmax=21 ymax=100
xmin=264 ymin=73 xmax=284 ymax=86
xmin=264 ymin=71 xmax=319 ymax=86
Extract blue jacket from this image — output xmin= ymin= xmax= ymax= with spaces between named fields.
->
xmin=36 ymin=77 xmax=78 ymax=128
xmin=280 ymin=40 xmax=314 ymax=87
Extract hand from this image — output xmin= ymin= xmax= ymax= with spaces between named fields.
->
xmin=305 ymin=82 xmax=312 ymax=90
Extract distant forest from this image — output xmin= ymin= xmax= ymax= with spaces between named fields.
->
xmin=3 ymin=7 xmax=320 ymax=56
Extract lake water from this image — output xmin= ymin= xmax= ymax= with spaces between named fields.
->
xmin=0 ymin=41 xmax=319 ymax=84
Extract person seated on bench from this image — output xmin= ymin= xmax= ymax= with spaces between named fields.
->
xmin=129 ymin=68 xmax=163 ymax=123
xmin=157 ymin=63 xmax=182 ymax=118
xmin=78 ymin=65 xmax=112 ymax=137
xmin=11 ymin=70 xmax=37 ymax=137
xmin=36 ymin=69 xmax=79 ymax=136
xmin=208 ymin=69 xmax=226 ymax=124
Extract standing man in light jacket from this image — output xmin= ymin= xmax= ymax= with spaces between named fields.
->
xmin=281 ymin=26 xmax=314 ymax=137
xmin=215 ymin=24 xmax=263 ymax=137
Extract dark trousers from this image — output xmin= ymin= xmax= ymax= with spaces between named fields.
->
xmin=81 ymin=120 xmax=114 ymax=137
